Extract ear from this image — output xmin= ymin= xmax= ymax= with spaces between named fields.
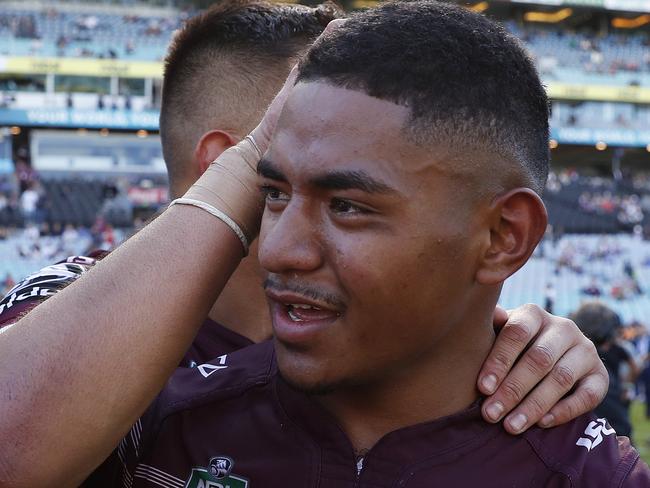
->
xmin=476 ymin=188 xmax=547 ymax=285
xmin=193 ymin=130 xmax=239 ymax=175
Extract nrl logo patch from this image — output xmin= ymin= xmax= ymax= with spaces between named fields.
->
xmin=185 ymin=456 xmax=249 ymax=488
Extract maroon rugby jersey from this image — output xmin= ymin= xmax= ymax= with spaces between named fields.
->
xmin=89 ymin=340 xmax=650 ymax=488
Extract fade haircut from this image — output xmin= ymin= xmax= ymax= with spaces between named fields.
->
xmin=160 ymin=0 xmax=340 ymax=192
xmin=298 ymin=0 xmax=550 ymax=195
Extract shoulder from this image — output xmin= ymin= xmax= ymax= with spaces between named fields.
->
xmin=180 ymin=318 xmax=255 ymax=366
xmin=0 ymin=252 xmax=108 ymax=327
xmin=522 ymin=413 xmax=649 ymax=486
xmin=156 ymin=340 xmax=276 ymax=416
xmin=97 ymin=341 xmax=278 ymax=482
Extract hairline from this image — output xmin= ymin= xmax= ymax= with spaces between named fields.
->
xmin=292 ymin=77 xmax=545 ymax=196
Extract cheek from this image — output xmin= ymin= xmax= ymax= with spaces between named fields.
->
xmin=328 ymin=230 xmax=472 ymax=321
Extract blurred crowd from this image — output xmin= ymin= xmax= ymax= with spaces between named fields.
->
xmin=571 ymin=303 xmax=650 ymax=442
xmin=0 ymin=6 xmax=195 ymax=60
xmin=546 ymin=169 xmax=650 ymax=229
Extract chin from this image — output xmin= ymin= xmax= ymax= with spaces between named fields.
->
xmin=276 ymin=352 xmax=370 ymax=397
xmin=275 ymin=344 xmax=344 ymax=396
xmin=279 ymin=371 xmax=341 ymax=396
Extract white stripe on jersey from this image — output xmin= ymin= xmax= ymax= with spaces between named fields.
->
xmin=130 ymin=418 xmax=142 ymax=457
xmin=134 ymin=464 xmax=184 ymax=488
xmin=118 ymin=437 xmax=127 ymax=463
xmin=121 ymin=465 xmax=133 ymax=488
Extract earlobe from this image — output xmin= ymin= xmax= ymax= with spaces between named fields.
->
xmin=476 ymin=188 xmax=548 ymax=285
xmin=193 ymin=130 xmax=240 ymax=175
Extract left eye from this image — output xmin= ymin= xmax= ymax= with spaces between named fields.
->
xmin=330 ymin=198 xmax=367 ymax=215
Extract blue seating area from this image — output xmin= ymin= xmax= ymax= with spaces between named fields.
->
xmin=0 ymin=6 xmax=182 ymax=60
xmin=507 ymin=22 xmax=650 ymax=87
xmin=0 ymin=3 xmax=648 ymax=87
xmin=501 ymin=234 xmax=650 ymax=324
xmin=551 ymin=101 xmax=650 ymax=130
xmin=0 ymin=227 xmax=92 ymax=282
xmin=544 ymin=174 xmax=649 ymax=233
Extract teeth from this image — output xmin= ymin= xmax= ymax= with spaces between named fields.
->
xmin=290 ymin=303 xmax=321 ymax=310
xmin=288 ymin=309 xmax=304 ymax=322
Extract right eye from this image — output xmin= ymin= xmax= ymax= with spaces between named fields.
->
xmin=260 ymin=185 xmax=290 ymax=209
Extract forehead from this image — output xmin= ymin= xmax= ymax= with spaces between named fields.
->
xmin=269 ymin=82 xmax=441 ymax=180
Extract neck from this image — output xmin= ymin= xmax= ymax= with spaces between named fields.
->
xmin=207 ymin=254 xmax=272 ymax=343
xmin=317 ymin=314 xmax=496 ymax=454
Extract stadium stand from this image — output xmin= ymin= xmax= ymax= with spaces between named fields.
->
xmin=510 ymin=22 xmax=650 ymax=87
xmin=544 ymin=171 xmax=649 ymax=233
xmin=0 ymin=4 xmax=183 ymax=60
xmin=501 ymin=233 xmax=650 ymax=323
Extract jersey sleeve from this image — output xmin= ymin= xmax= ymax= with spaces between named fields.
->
xmin=82 ymin=407 xmax=159 ymax=487
xmin=0 ymin=253 xmax=107 ymax=328
xmin=620 ymin=455 xmax=650 ymax=487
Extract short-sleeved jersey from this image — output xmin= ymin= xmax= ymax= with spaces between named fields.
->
xmin=89 ymin=341 xmax=650 ymax=488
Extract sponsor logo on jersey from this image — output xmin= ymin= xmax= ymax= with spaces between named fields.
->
xmin=185 ymin=456 xmax=248 ymax=488
xmin=197 ymin=355 xmax=228 ymax=378
xmin=576 ymin=418 xmax=616 ymax=451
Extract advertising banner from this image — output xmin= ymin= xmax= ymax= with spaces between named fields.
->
xmin=0 ymin=56 xmax=162 ymax=78
xmin=546 ymin=82 xmax=650 ymax=104
xmin=509 ymin=0 xmax=650 ymax=12
xmin=0 ymin=108 xmax=159 ymax=130
xmin=551 ymin=127 xmax=650 ymax=146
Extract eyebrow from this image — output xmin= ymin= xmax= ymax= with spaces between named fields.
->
xmin=310 ymin=170 xmax=395 ymax=194
xmin=258 ymin=158 xmax=396 ymax=195
xmin=258 ymin=158 xmax=288 ymax=183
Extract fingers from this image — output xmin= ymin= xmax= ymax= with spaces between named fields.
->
xmin=250 ymin=19 xmax=347 ymax=150
xmin=496 ymin=342 xmax=597 ymax=434
xmin=478 ymin=304 xmax=545 ymax=396
xmin=250 ymin=64 xmax=300 ymax=149
xmin=492 ymin=305 xmax=509 ymax=330
xmin=323 ymin=18 xmax=347 ymax=34
xmin=481 ymin=315 xmax=578 ymax=429
xmin=537 ymin=354 xmax=608 ymax=429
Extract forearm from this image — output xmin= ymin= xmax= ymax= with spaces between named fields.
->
xmin=0 ymin=206 xmax=242 ymax=487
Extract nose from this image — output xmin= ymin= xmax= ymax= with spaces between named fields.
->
xmin=259 ymin=198 xmax=324 ymax=275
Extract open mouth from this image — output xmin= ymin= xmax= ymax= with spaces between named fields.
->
xmin=286 ymin=303 xmax=340 ymax=323
xmin=265 ymin=289 xmax=344 ymax=344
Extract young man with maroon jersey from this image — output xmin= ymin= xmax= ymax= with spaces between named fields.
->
xmin=0 ymin=2 xmax=617 ymax=486
xmin=99 ymin=3 xmax=646 ymax=485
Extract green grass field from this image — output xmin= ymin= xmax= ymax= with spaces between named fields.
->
xmin=631 ymin=401 xmax=650 ymax=464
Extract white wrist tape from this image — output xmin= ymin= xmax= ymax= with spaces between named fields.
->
xmin=169 ymin=197 xmax=249 ymax=256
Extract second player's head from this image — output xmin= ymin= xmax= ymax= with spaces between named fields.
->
xmin=159 ymin=0 xmax=341 ymax=199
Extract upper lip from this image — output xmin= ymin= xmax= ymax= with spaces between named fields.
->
xmin=265 ymin=289 xmax=342 ymax=313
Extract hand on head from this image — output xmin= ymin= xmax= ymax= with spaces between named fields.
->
xmin=175 ymin=19 xmax=346 ymax=254
xmin=250 ymin=18 xmax=346 ymax=152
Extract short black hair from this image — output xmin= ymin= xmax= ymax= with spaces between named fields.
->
xmin=572 ymin=302 xmax=621 ymax=346
xmin=160 ymin=0 xmax=341 ymax=195
xmin=163 ymin=0 xmax=339 ymax=89
xmin=298 ymin=0 xmax=549 ymax=194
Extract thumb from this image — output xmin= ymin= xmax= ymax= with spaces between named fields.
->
xmin=249 ymin=18 xmax=347 ymax=152
xmin=492 ymin=305 xmax=509 ymax=330
xmin=250 ymin=64 xmax=299 ymax=152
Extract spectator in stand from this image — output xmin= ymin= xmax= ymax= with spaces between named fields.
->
xmin=19 ymin=182 xmax=39 ymax=224
xmin=15 ymin=157 xmax=36 ymax=193
xmin=2 ymin=273 xmax=14 ymax=295
xmin=573 ymin=303 xmax=639 ymax=437
xmin=544 ymin=282 xmax=555 ymax=314
xmin=125 ymin=39 xmax=135 ymax=55
xmin=61 ymin=224 xmax=79 ymax=256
